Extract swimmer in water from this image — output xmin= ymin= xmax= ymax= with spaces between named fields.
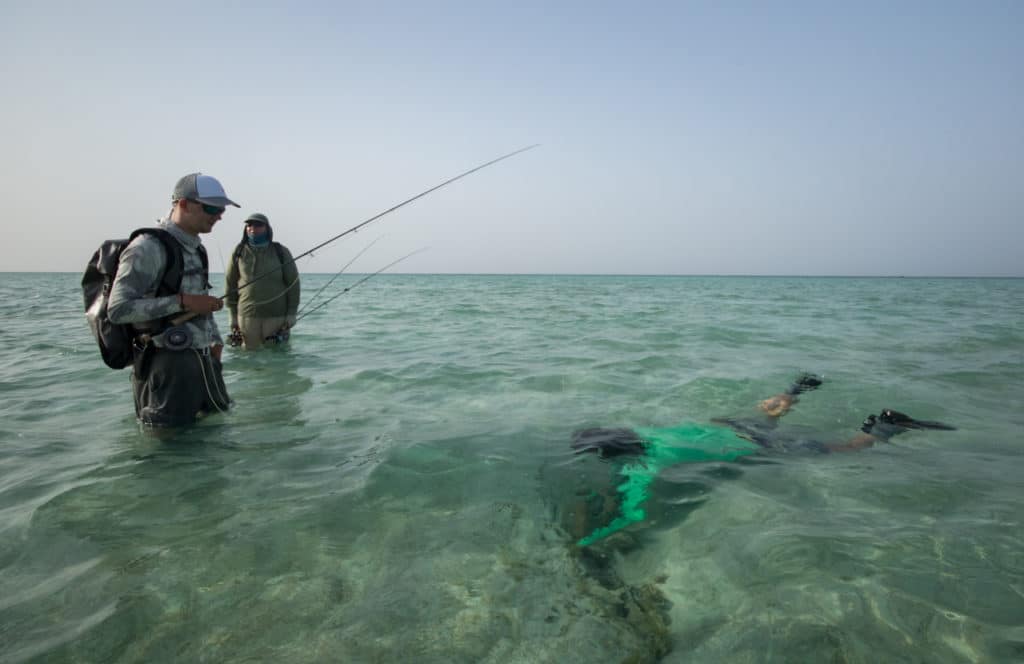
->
xmin=569 ymin=374 xmax=955 ymax=546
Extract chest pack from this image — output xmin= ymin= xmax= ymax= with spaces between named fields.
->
xmin=82 ymin=228 xmax=206 ymax=369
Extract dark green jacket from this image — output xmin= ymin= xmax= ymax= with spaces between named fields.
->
xmin=225 ymin=231 xmax=300 ymax=326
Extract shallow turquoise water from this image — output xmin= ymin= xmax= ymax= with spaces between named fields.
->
xmin=1 ymin=273 xmax=1022 ymax=662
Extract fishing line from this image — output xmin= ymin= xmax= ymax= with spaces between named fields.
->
xmin=194 ymin=349 xmax=230 ymax=414
xmin=171 ymin=144 xmax=538 ymax=327
xmin=293 ymin=248 xmax=427 ymax=325
xmin=228 ymin=144 xmax=537 ymax=297
xmin=246 ymin=275 xmax=300 ymax=307
xmin=296 ymin=235 xmax=383 ymax=318
xmin=215 ymin=239 xmax=227 ymax=276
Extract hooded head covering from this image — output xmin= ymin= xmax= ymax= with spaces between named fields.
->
xmin=241 ymin=212 xmax=274 ymax=244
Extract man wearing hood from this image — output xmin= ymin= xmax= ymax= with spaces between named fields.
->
xmin=225 ymin=213 xmax=301 ymax=349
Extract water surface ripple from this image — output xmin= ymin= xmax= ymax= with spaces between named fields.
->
xmin=0 ymin=274 xmax=1021 ymax=662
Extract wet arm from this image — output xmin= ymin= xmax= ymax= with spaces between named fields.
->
xmin=824 ymin=432 xmax=880 ymax=453
xmin=759 ymin=374 xmax=822 ymax=418
xmin=758 ymin=393 xmax=796 ymax=418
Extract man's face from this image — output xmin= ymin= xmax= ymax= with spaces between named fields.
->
xmin=179 ymin=200 xmax=224 ymax=234
xmin=245 ymin=220 xmax=267 ymax=238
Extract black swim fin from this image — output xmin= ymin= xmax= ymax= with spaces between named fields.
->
xmin=786 ymin=373 xmax=823 ymax=396
xmin=878 ymin=408 xmax=956 ymax=431
xmin=862 ymin=409 xmax=956 ymax=440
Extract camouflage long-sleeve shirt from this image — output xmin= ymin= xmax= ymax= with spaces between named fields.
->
xmin=107 ymin=219 xmax=223 ymax=349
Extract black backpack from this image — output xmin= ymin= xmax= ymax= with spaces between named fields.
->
xmin=82 ymin=228 xmax=191 ymax=369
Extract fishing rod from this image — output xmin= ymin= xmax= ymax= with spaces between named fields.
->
xmin=296 ymin=236 xmax=382 ymax=319
xmin=293 ymin=248 xmax=427 ymax=325
xmin=215 ymin=239 xmax=227 ymax=276
xmin=230 ymin=144 xmax=537 ymax=296
xmin=170 ymin=144 xmax=538 ymax=327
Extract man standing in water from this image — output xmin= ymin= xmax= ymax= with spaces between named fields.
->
xmin=108 ymin=173 xmax=237 ymax=426
xmin=570 ymin=374 xmax=955 ymax=545
xmin=224 ymin=212 xmax=301 ymax=350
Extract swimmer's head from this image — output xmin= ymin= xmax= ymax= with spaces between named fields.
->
xmin=571 ymin=427 xmax=647 ymax=458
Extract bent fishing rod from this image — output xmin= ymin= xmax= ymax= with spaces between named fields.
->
xmin=292 ymin=248 xmax=427 ymax=326
xmin=296 ymin=236 xmax=383 ymax=319
xmin=171 ymin=144 xmax=539 ymax=327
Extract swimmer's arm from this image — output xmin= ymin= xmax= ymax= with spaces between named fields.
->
xmin=824 ymin=432 xmax=879 ymax=453
xmin=759 ymin=374 xmax=823 ymax=418
xmin=758 ymin=393 xmax=796 ymax=418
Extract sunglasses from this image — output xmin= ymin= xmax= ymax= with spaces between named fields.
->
xmin=191 ymin=201 xmax=226 ymax=215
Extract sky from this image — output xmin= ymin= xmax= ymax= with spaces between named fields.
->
xmin=2 ymin=1 xmax=1021 ymax=276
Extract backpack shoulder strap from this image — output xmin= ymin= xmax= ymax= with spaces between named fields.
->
xmin=128 ymin=228 xmax=185 ymax=295
xmin=273 ymin=242 xmax=291 ymax=282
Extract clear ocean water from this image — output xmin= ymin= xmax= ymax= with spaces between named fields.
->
xmin=1 ymin=272 xmax=1022 ymax=663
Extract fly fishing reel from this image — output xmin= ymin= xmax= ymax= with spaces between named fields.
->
xmin=227 ymin=327 xmax=243 ymax=347
xmin=161 ymin=325 xmax=193 ymax=351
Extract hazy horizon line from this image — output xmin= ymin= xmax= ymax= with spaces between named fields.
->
xmin=8 ymin=271 xmax=1022 ymax=279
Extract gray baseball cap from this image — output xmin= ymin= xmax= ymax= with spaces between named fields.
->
xmin=244 ymin=212 xmax=270 ymax=225
xmin=172 ymin=173 xmax=240 ymax=207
